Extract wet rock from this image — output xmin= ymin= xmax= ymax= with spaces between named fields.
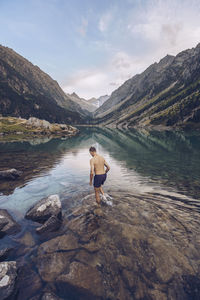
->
xmin=38 ymin=232 xmax=79 ymax=254
xmin=0 ymin=248 xmax=13 ymax=262
xmin=0 ymin=261 xmax=17 ymax=300
xmin=15 ymin=265 xmax=42 ymax=300
xmin=17 ymin=231 xmax=35 ymax=247
xmin=29 ymin=296 xmax=41 ymax=300
xmin=0 ymin=168 xmax=22 ymax=180
xmin=56 ymin=261 xmax=104 ymax=300
xmin=41 ymin=291 xmax=63 ymax=300
xmin=25 ymin=194 xmax=62 ymax=223
xmin=31 ymin=192 xmax=200 ymax=299
xmin=36 ymin=215 xmax=62 ymax=234
xmin=36 ymin=232 xmax=79 ymax=282
xmin=36 ymin=251 xmax=76 ymax=282
xmin=0 ymin=209 xmax=21 ymax=238
xmin=0 ymin=218 xmax=8 ymax=231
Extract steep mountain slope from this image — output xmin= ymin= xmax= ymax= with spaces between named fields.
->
xmin=66 ymin=92 xmax=97 ymax=113
xmin=87 ymin=97 xmax=98 ymax=108
xmin=0 ymin=45 xmax=89 ymax=124
xmin=94 ymin=43 xmax=200 ymax=128
xmin=98 ymin=95 xmax=110 ymax=107
xmin=87 ymin=95 xmax=110 ymax=109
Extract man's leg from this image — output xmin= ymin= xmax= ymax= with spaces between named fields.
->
xmin=94 ymin=187 xmax=101 ymax=206
xmin=99 ymin=185 xmax=104 ymax=196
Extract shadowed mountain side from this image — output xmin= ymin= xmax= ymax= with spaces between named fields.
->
xmin=0 ymin=45 xmax=92 ymax=124
xmin=93 ymin=43 xmax=200 ymax=128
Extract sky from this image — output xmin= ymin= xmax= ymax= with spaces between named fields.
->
xmin=1 ymin=0 xmax=200 ymax=99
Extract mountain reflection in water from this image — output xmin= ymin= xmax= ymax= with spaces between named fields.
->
xmin=0 ymin=128 xmax=200 ymax=300
xmin=0 ymin=128 xmax=200 ymax=219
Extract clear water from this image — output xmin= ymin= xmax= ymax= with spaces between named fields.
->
xmin=0 ymin=127 xmax=200 ymax=220
xmin=1 ymin=127 xmax=200 ymax=299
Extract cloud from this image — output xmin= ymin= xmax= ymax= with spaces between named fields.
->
xmin=98 ymin=12 xmax=112 ymax=32
xmin=62 ymin=51 xmax=150 ymax=99
xmin=128 ymin=0 xmax=200 ymax=58
xmin=61 ymin=0 xmax=200 ymax=99
xmin=62 ymin=69 xmax=109 ymax=99
xmin=77 ymin=18 xmax=88 ymax=37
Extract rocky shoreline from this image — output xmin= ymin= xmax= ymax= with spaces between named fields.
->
xmin=0 ymin=116 xmax=78 ymax=141
xmin=1 ymin=191 xmax=200 ymax=299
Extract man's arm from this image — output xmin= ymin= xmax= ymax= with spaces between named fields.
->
xmin=104 ymin=160 xmax=110 ymax=173
xmin=90 ymin=159 xmax=94 ymax=186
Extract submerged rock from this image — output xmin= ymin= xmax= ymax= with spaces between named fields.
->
xmin=41 ymin=291 xmax=63 ymax=300
xmin=36 ymin=215 xmax=62 ymax=234
xmin=25 ymin=194 xmax=62 ymax=224
xmin=0 ymin=168 xmax=22 ymax=180
xmin=31 ymin=192 xmax=200 ymax=300
xmin=0 ymin=261 xmax=17 ymax=300
xmin=0 ymin=209 xmax=21 ymax=238
xmin=56 ymin=261 xmax=104 ymax=299
xmin=0 ymin=248 xmax=13 ymax=262
xmin=15 ymin=265 xmax=42 ymax=300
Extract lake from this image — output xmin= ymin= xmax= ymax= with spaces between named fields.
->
xmin=0 ymin=127 xmax=200 ymax=299
xmin=0 ymin=127 xmax=200 ymax=218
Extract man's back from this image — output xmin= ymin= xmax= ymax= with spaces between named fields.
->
xmin=90 ymin=154 xmax=106 ymax=175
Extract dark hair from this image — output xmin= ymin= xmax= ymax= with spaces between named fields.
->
xmin=89 ymin=146 xmax=96 ymax=152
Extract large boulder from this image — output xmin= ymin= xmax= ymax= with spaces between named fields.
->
xmin=27 ymin=117 xmax=52 ymax=130
xmin=0 ymin=168 xmax=22 ymax=180
xmin=25 ymin=194 xmax=62 ymax=224
xmin=0 ymin=261 xmax=17 ymax=300
xmin=0 ymin=209 xmax=21 ymax=238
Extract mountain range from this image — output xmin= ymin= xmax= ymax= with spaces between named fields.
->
xmin=1 ymin=43 xmax=200 ymax=128
xmin=0 ymin=45 xmax=93 ymax=124
xmin=93 ymin=43 xmax=200 ymax=128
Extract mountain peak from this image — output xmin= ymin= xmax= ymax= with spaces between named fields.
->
xmin=159 ymin=54 xmax=174 ymax=66
xmin=71 ymin=92 xmax=79 ymax=98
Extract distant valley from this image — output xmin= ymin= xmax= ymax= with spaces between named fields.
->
xmin=0 ymin=43 xmax=200 ymax=129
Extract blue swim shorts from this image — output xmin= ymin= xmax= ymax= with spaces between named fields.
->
xmin=93 ymin=173 xmax=107 ymax=188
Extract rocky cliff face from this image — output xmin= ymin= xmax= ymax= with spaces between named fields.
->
xmin=94 ymin=43 xmax=200 ymax=128
xmin=0 ymin=45 xmax=89 ymax=124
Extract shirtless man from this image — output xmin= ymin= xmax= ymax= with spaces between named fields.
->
xmin=89 ymin=146 xmax=110 ymax=206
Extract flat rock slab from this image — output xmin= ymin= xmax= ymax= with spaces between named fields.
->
xmin=56 ymin=261 xmax=104 ymax=300
xmin=0 ymin=261 xmax=17 ymax=300
xmin=0 ymin=168 xmax=22 ymax=180
xmin=0 ymin=209 xmax=21 ymax=238
xmin=40 ymin=192 xmax=200 ymax=299
xmin=25 ymin=194 xmax=62 ymax=223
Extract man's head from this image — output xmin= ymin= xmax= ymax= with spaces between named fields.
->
xmin=89 ymin=146 xmax=96 ymax=157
